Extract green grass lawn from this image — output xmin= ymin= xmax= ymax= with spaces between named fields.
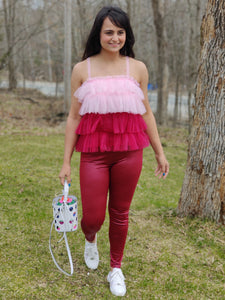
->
xmin=0 ymin=130 xmax=224 ymax=299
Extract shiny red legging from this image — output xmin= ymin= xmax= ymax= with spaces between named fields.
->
xmin=80 ymin=150 xmax=143 ymax=268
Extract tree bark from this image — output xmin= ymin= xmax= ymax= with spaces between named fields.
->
xmin=44 ymin=2 xmax=53 ymax=82
xmin=173 ymin=73 xmax=179 ymax=127
xmin=177 ymin=0 xmax=225 ymax=224
xmin=3 ymin=0 xmax=17 ymax=90
xmin=151 ymin=0 xmax=169 ymax=125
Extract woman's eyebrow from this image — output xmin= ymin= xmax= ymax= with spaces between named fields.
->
xmin=103 ymin=29 xmax=124 ymax=32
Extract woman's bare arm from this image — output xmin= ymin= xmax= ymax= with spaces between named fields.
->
xmin=138 ymin=61 xmax=169 ymax=179
xmin=59 ymin=63 xmax=84 ymax=185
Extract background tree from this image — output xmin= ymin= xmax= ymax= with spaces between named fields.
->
xmin=64 ymin=0 xmax=72 ymax=113
xmin=3 ymin=0 xmax=17 ymax=90
xmin=44 ymin=0 xmax=53 ymax=82
xmin=177 ymin=0 xmax=225 ymax=224
xmin=186 ymin=0 xmax=202 ymax=132
xmin=151 ymin=0 xmax=169 ymax=125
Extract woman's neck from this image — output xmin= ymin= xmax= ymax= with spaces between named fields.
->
xmin=99 ymin=49 xmax=122 ymax=62
xmin=90 ymin=50 xmax=127 ymax=77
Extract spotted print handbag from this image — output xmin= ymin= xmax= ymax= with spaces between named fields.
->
xmin=49 ymin=180 xmax=78 ymax=276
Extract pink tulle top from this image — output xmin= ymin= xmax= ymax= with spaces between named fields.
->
xmin=74 ymin=57 xmax=150 ymax=152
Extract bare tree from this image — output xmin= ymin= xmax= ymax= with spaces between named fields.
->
xmin=3 ymin=0 xmax=17 ymax=90
xmin=177 ymin=0 xmax=225 ymax=223
xmin=44 ymin=0 xmax=53 ymax=82
xmin=187 ymin=0 xmax=202 ymax=132
xmin=151 ymin=0 xmax=169 ymax=125
xmin=64 ymin=0 xmax=72 ymax=113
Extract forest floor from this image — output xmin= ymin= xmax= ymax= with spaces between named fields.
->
xmin=0 ymin=88 xmax=66 ymax=136
xmin=0 ymin=89 xmax=224 ymax=299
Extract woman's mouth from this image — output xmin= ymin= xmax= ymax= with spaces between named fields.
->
xmin=109 ymin=43 xmax=120 ymax=47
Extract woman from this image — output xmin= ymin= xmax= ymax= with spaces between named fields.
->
xmin=59 ymin=6 xmax=169 ymax=297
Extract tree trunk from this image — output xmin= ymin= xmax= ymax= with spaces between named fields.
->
xmin=126 ymin=0 xmax=132 ymax=17
xmin=151 ymin=0 xmax=169 ymax=125
xmin=187 ymin=0 xmax=202 ymax=133
xmin=72 ymin=0 xmax=83 ymax=61
xmin=177 ymin=0 xmax=225 ymax=224
xmin=64 ymin=0 xmax=72 ymax=113
xmin=3 ymin=0 xmax=17 ymax=90
xmin=77 ymin=0 xmax=87 ymax=49
xmin=187 ymin=90 xmax=192 ymax=134
xmin=44 ymin=2 xmax=53 ymax=82
xmin=173 ymin=73 xmax=179 ymax=127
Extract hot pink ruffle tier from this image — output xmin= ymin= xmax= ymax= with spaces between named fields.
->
xmin=75 ymin=113 xmax=150 ymax=152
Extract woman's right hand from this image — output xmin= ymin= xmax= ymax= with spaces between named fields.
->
xmin=59 ymin=163 xmax=71 ymax=186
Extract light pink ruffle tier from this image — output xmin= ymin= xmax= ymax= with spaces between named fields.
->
xmin=74 ymin=76 xmax=146 ymax=115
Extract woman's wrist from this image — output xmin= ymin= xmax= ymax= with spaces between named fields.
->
xmin=63 ymin=157 xmax=71 ymax=165
xmin=155 ymin=151 xmax=165 ymax=158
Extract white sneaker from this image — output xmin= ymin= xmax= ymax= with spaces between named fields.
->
xmin=84 ymin=236 xmax=99 ymax=270
xmin=107 ymin=268 xmax=126 ymax=297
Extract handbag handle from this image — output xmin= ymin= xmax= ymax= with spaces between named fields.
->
xmin=63 ymin=180 xmax=70 ymax=202
xmin=49 ymin=219 xmax=74 ymax=276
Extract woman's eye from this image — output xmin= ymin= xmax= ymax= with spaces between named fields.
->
xmin=104 ymin=31 xmax=124 ymax=35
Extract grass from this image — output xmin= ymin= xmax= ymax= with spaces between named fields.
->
xmin=0 ymin=90 xmax=224 ymax=299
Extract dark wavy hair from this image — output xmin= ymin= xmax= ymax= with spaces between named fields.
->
xmin=82 ymin=6 xmax=135 ymax=60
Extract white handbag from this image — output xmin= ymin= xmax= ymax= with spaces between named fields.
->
xmin=49 ymin=181 xmax=78 ymax=276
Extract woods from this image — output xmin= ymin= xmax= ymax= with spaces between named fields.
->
xmin=0 ymin=0 xmax=206 ymax=124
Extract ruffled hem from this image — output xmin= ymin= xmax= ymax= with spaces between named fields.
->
xmin=74 ymin=76 xmax=146 ymax=115
xmin=75 ymin=131 xmax=150 ymax=153
xmin=76 ymin=113 xmax=147 ymax=135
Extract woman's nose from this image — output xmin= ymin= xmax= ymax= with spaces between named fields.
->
xmin=111 ymin=34 xmax=119 ymax=41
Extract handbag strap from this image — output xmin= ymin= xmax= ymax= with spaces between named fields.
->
xmin=49 ymin=219 xmax=74 ymax=276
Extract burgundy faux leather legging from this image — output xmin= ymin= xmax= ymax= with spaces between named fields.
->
xmin=80 ymin=150 xmax=143 ymax=268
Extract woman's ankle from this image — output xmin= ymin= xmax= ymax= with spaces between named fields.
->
xmin=86 ymin=234 xmax=97 ymax=243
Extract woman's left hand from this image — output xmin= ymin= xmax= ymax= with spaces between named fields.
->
xmin=155 ymin=153 xmax=169 ymax=179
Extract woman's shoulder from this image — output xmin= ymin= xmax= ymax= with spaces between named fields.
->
xmin=72 ymin=60 xmax=87 ymax=74
xmin=129 ymin=57 xmax=147 ymax=72
xmin=72 ymin=59 xmax=89 ymax=84
xmin=129 ymin=57 xmax=148 ymax=83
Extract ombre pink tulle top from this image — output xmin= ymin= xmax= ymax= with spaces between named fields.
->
xmin=74 ymin=57 xmax=150 ymax=152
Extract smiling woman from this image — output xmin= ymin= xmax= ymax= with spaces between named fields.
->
xmin=82 ymin=6 xmax=135 ymax=60
xmin=59 ymin=5 xmax=169 ymax=297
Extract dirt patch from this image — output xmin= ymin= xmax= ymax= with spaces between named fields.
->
xmin=0 ymin=88 xmax=67 ymax=135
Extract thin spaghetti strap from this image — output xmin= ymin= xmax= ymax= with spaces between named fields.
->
xmin=126 ymin=56 xmax=130 ymax=76
xmin=87 ymin=57 xmax=91 ymax=78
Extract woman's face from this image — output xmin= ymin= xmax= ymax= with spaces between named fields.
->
xmin=100 ymin=17 xmax=126 ymax=53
